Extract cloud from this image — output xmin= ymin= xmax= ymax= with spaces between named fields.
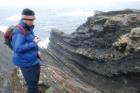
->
xmin=0 ymin=0 xmax=139 ymax=6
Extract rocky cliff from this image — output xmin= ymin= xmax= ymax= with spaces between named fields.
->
xmin=39 ymin=9 xmax=140 ymax=93
xmin=1 ymin=9 xmax=140 ymax=93
xmin=0 ymin=32 xmax=15 ymax=93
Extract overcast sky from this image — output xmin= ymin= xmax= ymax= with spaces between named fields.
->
xmin=0 ymin=0 xmax=139 ymax=12
xmin=0 ymin=0 xmax=139 ymax=8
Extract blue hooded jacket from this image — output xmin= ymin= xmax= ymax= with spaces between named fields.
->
xmin=11 ymin=20 xmax=41 ymax=67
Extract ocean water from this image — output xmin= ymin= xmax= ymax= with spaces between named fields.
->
xmin=0 ymin=2 xmax=139 ymax=48
xmin=0 ymin=7 xmax=94 ymax=48
xmin=0 ymin=7 xmax=93 ymax=38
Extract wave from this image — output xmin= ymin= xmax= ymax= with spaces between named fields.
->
xmin=38 ymin=38 xmax=50 ymax=49
xmin=0 ymin=25 xmax=8 ymax=33
xmin=60 ymin=10 xmax=95 ymax=17
xmin=0 ymin=25 xmax=49 ymax=49
xmin=6 ymin=14 xmax=40 ymax=22
xmin=6 ymin=14 xmax=21 ymax=22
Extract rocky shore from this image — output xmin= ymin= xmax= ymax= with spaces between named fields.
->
xmin=0 ymin=31 xmax=15 ymax=93
xmin=40 ymin=9 xmax=140 ymax=93
xmin=0 ymin=9 xmax=140 ymax=93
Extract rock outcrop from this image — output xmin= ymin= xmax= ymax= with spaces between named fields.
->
xmin=0 ymin=32 xmax=15 ymax=93
xmin=39 ymin=9 xmax=140 ymax=93
xmin=1 ymin=9 xmax=140 ymax=93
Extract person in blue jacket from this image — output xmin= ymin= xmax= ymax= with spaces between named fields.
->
xmin=11 ymin=8 xmax=41 ymax=93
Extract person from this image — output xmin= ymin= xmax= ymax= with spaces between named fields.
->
xmin=11 ymin=8 xmax=41 ymax=93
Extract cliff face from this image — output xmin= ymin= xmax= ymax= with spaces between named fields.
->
xmin=0 ymin=32 xmax=15 ymax=93
xmin=40 ymin=9 xmax=140 ymax=93
xmin=0 ymin=32 xmax=26 ymax=93
xmin=1 ymin=9 xmax=140 ymax=93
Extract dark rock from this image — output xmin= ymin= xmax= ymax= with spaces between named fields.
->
xmin=40 ymin=9 xmax=140 ymax=93
xmin=1 ymin=9 xmax=140 ymax=93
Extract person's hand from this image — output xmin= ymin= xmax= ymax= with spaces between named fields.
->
xmin=34 ymin=36 xmax=41 ymax=43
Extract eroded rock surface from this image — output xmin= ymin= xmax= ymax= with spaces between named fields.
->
xmin=0 ymin=32 xmax=15 ymax=93
xmin=40 ymin=9 xmax=140 ymax=93
xmin=1 ymin=9 xmax=140 ymax=93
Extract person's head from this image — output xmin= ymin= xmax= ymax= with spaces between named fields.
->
xmin=21 ymin=8 xmax=36 ymax=26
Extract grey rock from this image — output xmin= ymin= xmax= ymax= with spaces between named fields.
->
xmin=0 ymin=32 xmax=15 ymax=93
xmin=1 ymin=9 xmax=140 ymax=93
xmin=40 ymin=9 xmax=140 ymax=93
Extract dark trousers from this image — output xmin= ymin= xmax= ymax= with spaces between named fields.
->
xmin=20 ymin=64 xmax=40 ymax=93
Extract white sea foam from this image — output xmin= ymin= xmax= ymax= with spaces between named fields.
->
xmin=61 ymin=10 xmax=94 ymax=17
xmin=6 ymin=14 xmax=40 ymax=22
xmin=0 ymin=25 xmax=49 ymax=49
xmin=6 ymin=14 xmax=21 ymax=22
xmin=0 ymin=25 xmax=8 ymax=33
xmin=38 ymin=38 xmax=50 ymax=49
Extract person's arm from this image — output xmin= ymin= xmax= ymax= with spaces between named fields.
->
xmin=12 ymin=31 xmax=37 ymax=53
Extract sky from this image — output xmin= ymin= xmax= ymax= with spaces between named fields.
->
xmin=0 ymin=0 xmax=139 ymax=48
xmin=0 ymin=0 xmax=140 ymax=9
xmin=0 ymin=0 xmax=139 ymax=13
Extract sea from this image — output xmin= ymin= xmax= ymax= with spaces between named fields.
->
xmin=0 ymin=7 xmax=94 ymax=48
xmin=0 ymin=2 xmax=139 ymax=48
